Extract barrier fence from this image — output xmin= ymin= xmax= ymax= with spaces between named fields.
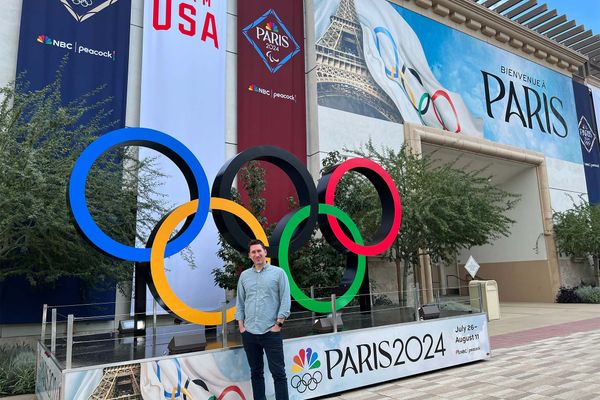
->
xmin=39 ymin=283 xmax=484 ymax=370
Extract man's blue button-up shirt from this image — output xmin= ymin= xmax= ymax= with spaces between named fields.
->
xmin=234 ymin=264 xmax=291 ymax=334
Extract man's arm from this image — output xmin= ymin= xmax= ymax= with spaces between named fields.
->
xmin=234 ymin=274 xmax=246 ymax=332
xmin=277 ymin=269 xmax=291 ymax=321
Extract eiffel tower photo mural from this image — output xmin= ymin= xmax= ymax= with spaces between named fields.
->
xmin=316 ymin=0 xmax=403 ymax=123
xmin=89 ymin=364 xmax=142 ymax=400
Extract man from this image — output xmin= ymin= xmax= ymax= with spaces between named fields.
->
xmin=235 ymin=239 xmax=291 ymax=400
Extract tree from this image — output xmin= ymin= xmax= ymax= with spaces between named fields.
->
xmin=345 ymin=141 xmax=519 ymax=304
xmin=211 ymin=161 xmax=270 ymax=292
xmin=211 ymin=160 xmax=346 ymax=300
xmin=0 ymin=71 xmax=169 ymax=288
xmin=553 ymin=199 xmax=600 ymax=285
xmin=211 ymin=142 xmax=519 ymax=308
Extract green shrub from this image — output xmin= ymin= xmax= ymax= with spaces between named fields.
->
xmin=575 ymin=285 xmax=600 ymax=304
xmin=0 ymin=343 xmax=36 ymax=396
xmin=556 ymin=286 xmax=581 ymax=303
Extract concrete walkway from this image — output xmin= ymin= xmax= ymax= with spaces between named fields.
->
xmin=325 ymin=302 xmax=600 ymax=399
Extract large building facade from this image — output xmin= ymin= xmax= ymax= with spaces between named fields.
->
xmin=2 ymin=0 xmax=600 ymax=332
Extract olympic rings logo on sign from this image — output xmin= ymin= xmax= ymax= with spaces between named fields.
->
xmin=373 ymin=26 xmax=461 ymax=133
xmin=72 ymin=0 xmax=93 ymax=8
xmin=68 ymin=128 xmax=402 ymax=325
xmin=290 ymin=371 xmax=323 ymax=393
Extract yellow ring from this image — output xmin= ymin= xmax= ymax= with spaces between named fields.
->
xmin=150 ymin=197 xmax=269 ymax=325
xmin=399 ymin=70 xmax=417 ymax=107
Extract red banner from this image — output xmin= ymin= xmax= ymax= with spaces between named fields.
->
xmin=238 ymin=0 xmax=307 ymax=222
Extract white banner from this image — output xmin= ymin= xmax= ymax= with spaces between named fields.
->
xmin=36 ymin=343 xmax=63 ymax=400
xmin=62 ymin=315 xmax=490 ymax=399
xmin=139 ymin=0 xmax=228 ymax=313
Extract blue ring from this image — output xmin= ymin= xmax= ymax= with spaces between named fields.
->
xmin=68 ymin=127 xmax=210 ymax=262
xmin=374 ymin=26 xmax=399 ymax=79
xmin=156 ymin=358 xmax=182 ymax=398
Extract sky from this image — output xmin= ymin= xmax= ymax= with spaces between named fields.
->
xmin=520 ymin=0 xmax=600 ymax=35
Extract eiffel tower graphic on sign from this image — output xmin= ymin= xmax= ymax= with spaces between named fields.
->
xmin=89 ymin=364 xmax=142 ymax=400
xmin=316 ymin=0 xmax=402 ymax=123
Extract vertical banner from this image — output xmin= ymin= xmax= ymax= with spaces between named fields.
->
xmin=238 ymin=0 xmax=307 ymax=221
xmin=573 ymin=81 xmax=600 ymax=204
xmin=139 ymin=0 xmax=227 ymax=313
xmin=16 ymin=0 xmax=131 ymax=127
xmin=4 ymin=0 xmax=132 ymax=323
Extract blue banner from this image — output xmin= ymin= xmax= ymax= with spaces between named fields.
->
xmin=16 ymin=0 xmax=131 ymax=119
xmin=573 ymin=81 xmax=600 ymax=204
xmin=2 ymin=0 xmax=132 ymax=323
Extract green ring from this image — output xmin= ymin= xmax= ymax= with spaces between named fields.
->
xmin=278 ymin=203 xmax=366 ymax=313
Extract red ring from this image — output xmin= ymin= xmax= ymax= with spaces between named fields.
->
xmin=324 ymin=158 xmax=402 ymax=256
xmin=218 ymin=385 xmax=246 ymax=400
xmin=431 ymin=90 xmax=461 ymax=133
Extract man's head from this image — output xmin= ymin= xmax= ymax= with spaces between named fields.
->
xmin=248 ymin=239 xmax=267 ymax=268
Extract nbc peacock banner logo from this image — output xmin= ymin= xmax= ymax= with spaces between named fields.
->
xmin=248 ymin=84 xmax=270 ymax=96
xmin=265 ymin=21 xmax=278 ymax=33
xmin=36 ymin=35 xmax=53 ymax=45
xmin=290 ymin=348 xmax=323 ymax=394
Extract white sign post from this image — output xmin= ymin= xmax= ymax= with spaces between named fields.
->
xmin=464 ymin=255 xmax=480 ymax=279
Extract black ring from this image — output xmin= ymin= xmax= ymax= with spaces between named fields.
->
xmin=400 ymin=65 xmax=429 ymax=114
xmin=211 ymin=146 xmax=318 ymax=255
xmin=313 ymin=370 xmax=323 ymax=384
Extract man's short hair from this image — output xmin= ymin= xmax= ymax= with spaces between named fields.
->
xmin=248 ymin=239 xmax=267 ymax=252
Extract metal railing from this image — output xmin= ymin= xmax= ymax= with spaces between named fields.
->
xmin=39 ymin=283 xmax=484 ymax=370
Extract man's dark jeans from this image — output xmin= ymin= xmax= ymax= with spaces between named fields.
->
xmin=241 ymin=330 xmax=289 ymax=400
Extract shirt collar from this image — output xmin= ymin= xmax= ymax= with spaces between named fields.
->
xmin=252 ymin=263 xmax=269 ymax=273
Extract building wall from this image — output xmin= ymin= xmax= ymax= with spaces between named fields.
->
xmin=0 ymin=0 xmax=22 ymax=87
xmin=0 ymin=0 xmax=598 ymax=326
xmin=460 ymin=167 xmax=546 ymax=264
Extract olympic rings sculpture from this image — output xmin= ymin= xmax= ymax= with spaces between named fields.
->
xmin=68 ymin=128 xmax=402 ymax=325
xmin=373 ymin=26 xmax=461 ymax=133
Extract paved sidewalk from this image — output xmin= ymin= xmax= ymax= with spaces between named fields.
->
xmin=324 ymin=302 xmax=600 ymax=399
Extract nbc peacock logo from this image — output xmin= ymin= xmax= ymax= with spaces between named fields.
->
xmin=265 ymin=21 xmax=278 ymax=33
xmin=247 ymin=84 xmax=270 ymax=96
xmin=37 ymin=35 xmax=53 ymax=45
xmin=290 ymin=348 xmax=323 ymax=393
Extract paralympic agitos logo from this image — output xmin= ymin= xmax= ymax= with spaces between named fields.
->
xmin=68 ymin=128 xmax=402 ymax=325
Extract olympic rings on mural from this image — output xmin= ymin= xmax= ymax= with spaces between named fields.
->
xmin=156 ymin=358 xmax=245 ymax=400
xmin=373 ymin=26 xmax=461 ymax=133
xmin=290 ymin=371 xmax=323 ymax=393
xmin=156 ymin=358 xmax=182 ymax=399
xmin=68 ymin=128 xmax=402 ymax=323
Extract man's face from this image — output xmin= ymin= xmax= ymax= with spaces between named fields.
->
xmin=248 ymin=244 xmax=267 ymax=267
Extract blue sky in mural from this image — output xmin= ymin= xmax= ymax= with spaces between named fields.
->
xmin=389 ymin=3 xmax=582 ymax=164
